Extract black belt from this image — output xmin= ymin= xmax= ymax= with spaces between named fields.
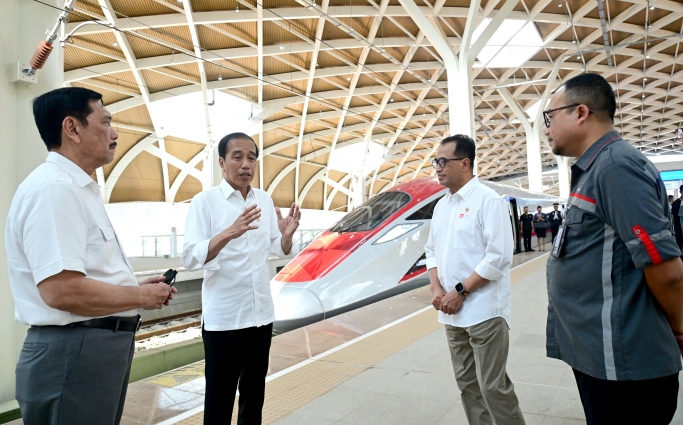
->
xmin=67 ymin=315 xmax=142 ymax=333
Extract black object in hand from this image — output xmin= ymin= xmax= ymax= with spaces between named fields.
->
xmin=163 ymin=269 xmax=178 ymax=286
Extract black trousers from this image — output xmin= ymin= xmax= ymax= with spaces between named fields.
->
xmin=203 ymin=323 xmax=273 ymax=425
xmin=522 ymin=229 xmax=532 ymax=251
xmin=676 ymin=235 xmax=683 ymax=259
xmin=573 ymin=369 xmax=679 ymax=425
xmin=551 ymin=225 xmax=560 ymax=242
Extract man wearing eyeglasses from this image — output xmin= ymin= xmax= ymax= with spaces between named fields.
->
xmin=425 ymin=134 xmax=525 ymax=425
xmin=544 ymin=73 xmax=683 ymax=424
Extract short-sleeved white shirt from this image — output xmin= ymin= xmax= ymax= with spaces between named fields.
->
xmin=5 ymin=152 xmax=138 ymax=326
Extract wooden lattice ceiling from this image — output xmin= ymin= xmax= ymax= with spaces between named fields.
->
xmin=59 ymin=0 xmax=683 ymax=207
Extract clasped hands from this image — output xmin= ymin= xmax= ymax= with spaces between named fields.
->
xmin=432 ymin=287 xmax=464 ymax=315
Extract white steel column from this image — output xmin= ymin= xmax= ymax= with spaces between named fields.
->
xmin=556 ymin=155 xmax=570 ymax=199
xmin=0 ymin=0 xmax=64 ymax=403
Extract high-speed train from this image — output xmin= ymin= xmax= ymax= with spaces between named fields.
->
xmin=271 ymin=177 xmax=561 ymax=333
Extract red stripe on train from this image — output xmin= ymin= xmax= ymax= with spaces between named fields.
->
xmin=276 ymin=178 xmax=443 ymax=283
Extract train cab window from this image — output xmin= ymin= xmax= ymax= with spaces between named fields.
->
xmin=406 ymin=195 xmax=444 ymax=220
xmin=330 ymin=191 xmax=410 ymax=233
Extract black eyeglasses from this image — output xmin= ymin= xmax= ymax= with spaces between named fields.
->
xmin=432 ymin=157 xmax=467 ymax=168
xmin=542 ymin=104 xmax=593 ymax=128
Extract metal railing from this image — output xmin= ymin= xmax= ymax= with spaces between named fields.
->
xmin=140 ymin=229 xmax=326 ymax=257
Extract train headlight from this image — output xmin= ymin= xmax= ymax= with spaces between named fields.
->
xmin=373 ymin=223 xmax=422 ymax=244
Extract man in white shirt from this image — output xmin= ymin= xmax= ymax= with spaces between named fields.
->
xmin=6 ymin=87 xmax=176 ymax=424
xmin=182 ymin=132 xmax=301 ymax=424
xmin=425 ymin=134 xmax=525 ymax=425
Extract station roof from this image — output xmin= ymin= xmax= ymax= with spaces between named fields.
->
xmin=60 ymin=0 xmax=683 ymax=207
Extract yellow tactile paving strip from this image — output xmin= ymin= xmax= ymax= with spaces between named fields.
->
xmin=175 ymin=255 xmax=548 ymax=425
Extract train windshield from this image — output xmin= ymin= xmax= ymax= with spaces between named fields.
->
xmin=330 ymin=191 xmax=410 ymax=233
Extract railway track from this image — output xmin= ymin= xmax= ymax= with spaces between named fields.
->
xmin=136 ymin=310 xmax=202 ymax=342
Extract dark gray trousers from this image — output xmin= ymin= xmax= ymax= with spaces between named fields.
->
xmin=16 ymin=325 xmax=135 ymax=425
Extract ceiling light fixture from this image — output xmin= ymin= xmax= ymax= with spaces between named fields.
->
xmin=113 ymin=42 xmax=118 ymax=47
xmin=280 ymin=45 xmax=284 ymax=50
xmin=390 ymin=98 xmax=394 ymax=102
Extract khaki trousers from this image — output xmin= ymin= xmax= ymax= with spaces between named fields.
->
xmin=445 ymin=317 xmax=525 ymax=425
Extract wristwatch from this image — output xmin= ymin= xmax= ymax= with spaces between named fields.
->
xmin=455 ymin=282 xmax=469 ymax=297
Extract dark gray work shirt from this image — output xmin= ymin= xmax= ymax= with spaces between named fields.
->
xmin=546 ymin=131 xmax=682 ymax=381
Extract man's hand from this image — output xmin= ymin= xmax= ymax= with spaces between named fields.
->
xmin=440 ymin=291 xmax=464 ymax=315
xmin=223 ymin=204 xmax=261 ymax=240
xmin=139 ymin=283 xmax=174 ymax=310
xmin=205 ymin=205 xmax=261 ymax=264
xmin=140 ymin=276 xmax=177 ymax=306
xmin=276 ymin=203 xmax=301 ymax=239
xmin=432 ymin=287 xmax=446 ymax=311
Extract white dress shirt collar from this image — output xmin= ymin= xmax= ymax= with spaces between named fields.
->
xmin=448 ymin=176 xmax=480 ymax=201
xmin=46 ymin=152 xmax=97 ymax=189
xmin=218 ymin=178 xmax=254 ymax=200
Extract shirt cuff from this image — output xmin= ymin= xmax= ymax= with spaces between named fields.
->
xmin=271 ymin=235 xmax=299 ymax=258
xmin=426 ymin=257 xmax=437 ymax=270
xmin=626 ymin=231 xmax=681 ymax=268
xmin=192 ymin=239 xmax=221 ymax=271
xmin=33 ymin=258 xmax=86 ymax=285
xmin=474 ymin=260 xmax=504 ymax=282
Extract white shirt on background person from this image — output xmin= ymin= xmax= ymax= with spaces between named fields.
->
xmin=424 ymin=176 xmax=514 ymax=328
xmin=6 ymin=152 xmax=138 ymax=326
xmin=181 ymin=178 xmax=299 ymax=331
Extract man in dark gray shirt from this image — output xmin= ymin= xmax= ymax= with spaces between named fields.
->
xmin=543 ymin=73 xmax=683 ymax=425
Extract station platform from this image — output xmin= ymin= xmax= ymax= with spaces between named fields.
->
xmin=9 ymin=251 xmax=683 ymax=425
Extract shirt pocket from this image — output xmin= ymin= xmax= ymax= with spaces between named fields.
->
xmin=98 ymin=225 xmax=122 ymax=272
xmin=564 ymin=208 xmax=586 ymax=253
xmin=452 ymin=218 xmax=476 ymax=250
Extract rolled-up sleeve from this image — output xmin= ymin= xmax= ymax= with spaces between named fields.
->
xmin=598 ymin=160 xmax=680 ymax=268
xmin=474 ymin=197 xmax=513 ymax=281
xmin=268 ymin=200 xmax=299 ymax=258
xmin=22 ymin=182 xmax=88 ymax=284
xmin=181 ymin=195 xmax=221 ymax=271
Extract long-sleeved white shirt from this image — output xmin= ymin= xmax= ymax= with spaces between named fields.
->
xmin=425 ymin=176 xmax=514 ymax=328
xmin=181 ymin=179 xmax=299 ymax=331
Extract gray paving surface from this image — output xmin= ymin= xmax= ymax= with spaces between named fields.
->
xmin=272 ymin=258 xmax=683 ymax=425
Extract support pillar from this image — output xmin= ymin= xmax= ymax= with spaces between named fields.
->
xmin=0 ymin=0 xmax=64 ymax=403
xmin=499 ymin=88 xmax=543 ymax=193
xmin=556 ymin=155 xmax=570 ymax=199
xmin=526 ymin=130 xmax=544 ymax=193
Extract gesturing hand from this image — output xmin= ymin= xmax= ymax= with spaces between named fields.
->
xmin=223 ymin=204 xmax=261 ymax=240
xmin=276 ymin=203 xmax=301 ymax=239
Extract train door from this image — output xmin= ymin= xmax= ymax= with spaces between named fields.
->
xmin=509 ymin=198 xmax=522 ymax=253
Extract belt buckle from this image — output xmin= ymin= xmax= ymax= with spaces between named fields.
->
xmin=136 ymin=316 xmax=142 ymax=333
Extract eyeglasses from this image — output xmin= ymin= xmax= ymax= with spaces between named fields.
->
xmin=432 ymin=157 xmax=467 ymax=168
xmin=542 ymin=104 xmax=593 ymax=128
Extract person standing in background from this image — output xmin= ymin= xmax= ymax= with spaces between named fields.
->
xmin=671 ymin=187 xmax=683 ymax=259
xmin=519 ymin=206 xmax=534 ymax=252
xmin=548 ymin=203 xmax=563 ymax=242
xmin=533 ymin=206 xmax=548 ymax=251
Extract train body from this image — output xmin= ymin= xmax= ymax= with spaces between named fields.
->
xmin=271 ymin=177 xmax=561 ymax=333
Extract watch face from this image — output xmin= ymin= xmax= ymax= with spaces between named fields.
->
xmin=455 ymin=282 xmax=464 ymax=292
